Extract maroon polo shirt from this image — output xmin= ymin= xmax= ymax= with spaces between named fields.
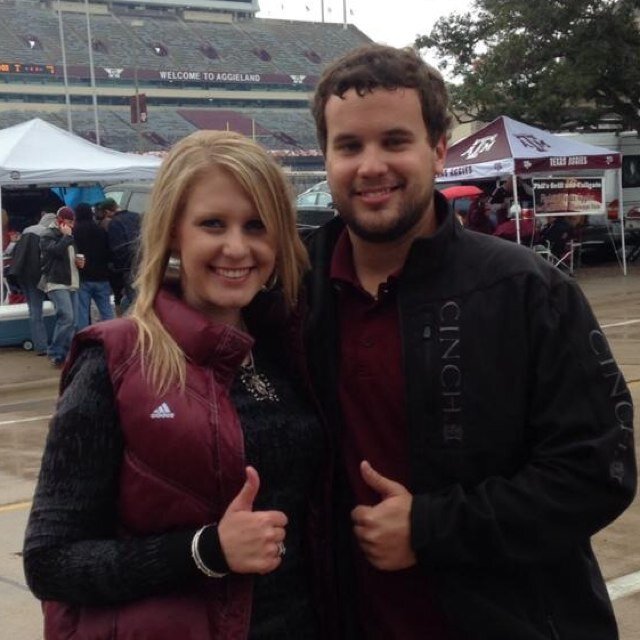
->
xmin=331 ymin=229 xmax=452 ymax=639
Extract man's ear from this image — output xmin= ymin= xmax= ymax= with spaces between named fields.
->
xmin=434 ymin=135 xmax=447 ymax=176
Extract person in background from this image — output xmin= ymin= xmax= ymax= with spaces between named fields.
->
xmin=304 ymin=43 xmax=635 ymax=639
xmin=73 ymin=202 xmax=115 ymax=329
xmin=9 ymin=211 xmax=57 ymax=354
xmin=1 ymin=207 xmax=13 ymax=252
xmin=95 ymin=199 xmax=125 ymax=313
xmin=94 ymin=200 xmax=115 ymax=230
xmin=540 ymin=215 xmax=573 ymax=260
xmin=39 ymin=206 xmax=83 ymax=367
xmin=24 ymin=131 xmax=330 ymax=640
xmin=103 ymin=197 xmax=141 ymax=311
xmin=2 ymin=208 xmax=23 ymax=303
xmin=466 ymin=192 xmax=493 ymax=234
xmin=490 ymin=178 xmax=533 ymax=207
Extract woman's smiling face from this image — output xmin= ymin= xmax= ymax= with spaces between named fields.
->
xmin=172 ymin=165 xmax=277 ymax=327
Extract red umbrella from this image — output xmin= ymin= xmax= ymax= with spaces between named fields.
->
xmin=440 ymin=185 xmax=485 ymax=200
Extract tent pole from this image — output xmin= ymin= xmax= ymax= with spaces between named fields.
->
xmin=618 ymin=168 xmax=627 ymax=276
xmin=511 ymin=174 xmax=521 ymax=244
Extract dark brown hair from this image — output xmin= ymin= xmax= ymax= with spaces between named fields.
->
xmin=312 ymin=44 xmax=451 ymax=153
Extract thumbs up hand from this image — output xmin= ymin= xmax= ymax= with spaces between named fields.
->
xmin=218 ymin=466 xmax=288 ymax=575
xmin=351 ymin=461 xmax=416 ymax=571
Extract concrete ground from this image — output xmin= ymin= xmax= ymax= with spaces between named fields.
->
xmin=0 ymin=261 xmax=639 ymax=638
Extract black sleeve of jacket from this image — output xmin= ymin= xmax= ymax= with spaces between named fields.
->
xmin=40 ymin=229 xmax=73 ymax=259
xmin=411 ymin=278 xmax=636 ymax=568
xmin=22 ymin=345 xmax=228 ymax=606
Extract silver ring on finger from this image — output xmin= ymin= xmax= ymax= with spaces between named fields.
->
xmin=277 ymin=542 xmax=286 ymax=558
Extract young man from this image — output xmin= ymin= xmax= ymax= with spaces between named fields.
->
xmin=40 ymin=206 xmax=84 ymax=366
xmin=73 ymin=202 xmax=115 ymax=329
xmin=305 ymin=44 xmax=636 ymax=639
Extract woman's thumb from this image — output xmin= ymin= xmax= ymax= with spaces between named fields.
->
xmin=226 ymin=466 xmax=260 ymax=512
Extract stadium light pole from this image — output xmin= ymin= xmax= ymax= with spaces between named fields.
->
xmin=342 ymin=0 xmax=347 ymax=29
xmin=84 ymin=0 xmax=100 ymax=144
xmin=56 ymin=0 xmax=73 ymax=132
xmin=129 ymin=19 xmax=145 ymax=153
xmin=320 ymin=0 xmax=325 ymax=22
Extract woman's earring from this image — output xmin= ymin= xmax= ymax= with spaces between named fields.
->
xmin=165 ymin=254 xmax=181 ymax=282
xmin=262 ymin=272 xmax=279 ymax=292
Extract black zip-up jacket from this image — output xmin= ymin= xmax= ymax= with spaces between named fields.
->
xmin=40 ymin=225 xmax=75 ymax=287
xmin=74 ymin=219 xmax=111 ymax=282
xmin=304 ymin=195 xmax=636 ymax=640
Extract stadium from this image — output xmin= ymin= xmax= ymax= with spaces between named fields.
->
xmin=0 ymin=0 xmax=370 ymax=162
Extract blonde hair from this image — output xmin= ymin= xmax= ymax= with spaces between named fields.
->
xmin=129 ymin=130 xmax=309 ymax=393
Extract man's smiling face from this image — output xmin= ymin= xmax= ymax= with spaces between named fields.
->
xmin=324 ymin=87 xmax=446 ymax=244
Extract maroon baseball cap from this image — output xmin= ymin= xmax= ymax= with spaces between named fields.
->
xmin=56 ymin=206 xmax=75 ymax=221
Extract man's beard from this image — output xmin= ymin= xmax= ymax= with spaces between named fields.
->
xmin=335 ymin=187 xmax=431 ymax=244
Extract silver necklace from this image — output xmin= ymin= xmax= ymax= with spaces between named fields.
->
xmin=239 ymin=351 xmax=279 ymax=402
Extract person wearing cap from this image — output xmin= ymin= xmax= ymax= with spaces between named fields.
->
xmin=39 ymin=206 xmax=85 ymax=366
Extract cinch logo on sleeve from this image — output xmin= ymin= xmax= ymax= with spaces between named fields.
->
xmin=150 ymin=402 xmax=175 ymax=419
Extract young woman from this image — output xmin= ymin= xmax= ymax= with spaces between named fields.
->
xmin=24 ymin=131 xmax=328 ymax=639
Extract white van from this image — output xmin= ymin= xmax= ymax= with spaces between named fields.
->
xmin=103 ymin=182 xmax=153 ymax=215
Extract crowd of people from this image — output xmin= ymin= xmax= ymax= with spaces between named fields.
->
xmin=7 ymin=198 xmax=140 ymax=366
xmin=10 ymin=43 xmax=637 ymax=640
xmin=455 ymin=179 xmax=583 ymax=262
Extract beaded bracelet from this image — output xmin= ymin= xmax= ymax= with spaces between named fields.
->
xmin=191 ymin=524 xmax=228 ymax=578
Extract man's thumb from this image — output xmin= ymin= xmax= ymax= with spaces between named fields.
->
xmin=227 ymin=466 xmax=260 ymax=512
xmin=360 ymin=460 xmax=408 ymax=498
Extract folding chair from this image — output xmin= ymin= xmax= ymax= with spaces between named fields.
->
xmin=548 ymin=239 xmax=580 ymax=275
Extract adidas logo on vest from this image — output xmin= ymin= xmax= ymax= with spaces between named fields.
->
xmin=150 ymin=402 xmax=175 ymax=419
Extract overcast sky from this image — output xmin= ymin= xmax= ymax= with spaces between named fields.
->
xmin=256 ymin=0 xmax=474 ymax=48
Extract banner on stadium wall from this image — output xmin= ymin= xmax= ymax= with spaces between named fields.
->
xmin=532 ymin=177 xmax=605 ymax=217
xmin=0 ymin=60 xmax=318 ymax=86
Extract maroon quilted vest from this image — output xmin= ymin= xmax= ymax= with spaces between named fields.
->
xmin=43 ymin=287 xmax=257 ymax=640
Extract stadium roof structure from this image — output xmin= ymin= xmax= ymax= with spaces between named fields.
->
xmin=0 ymin=118 xmax=161 ymax=186
xmin=439 ymin=116 xmax=621 ymax=183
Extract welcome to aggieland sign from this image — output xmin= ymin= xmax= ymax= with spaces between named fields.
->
xmin=0 ymin=60 xmax=317 ymax=87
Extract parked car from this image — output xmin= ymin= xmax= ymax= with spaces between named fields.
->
xmin=103 ymin=182 xmax=153 ymax=215
xmin=296 ymin=180 xmax=332 ymax=208
xmin=576 ymin=215 xmax=638 ymax=265
xmin=296 ymin=180 xmax=336 ymax=232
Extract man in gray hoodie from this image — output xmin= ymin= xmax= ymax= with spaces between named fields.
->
xmin=10 ymin=211 xmax=56 ymax=355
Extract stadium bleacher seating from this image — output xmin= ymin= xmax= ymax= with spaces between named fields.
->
xmin=0 ymin=0 xmax=371 ymax=153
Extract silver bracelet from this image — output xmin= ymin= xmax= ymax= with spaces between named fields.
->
xmin=191 ymin=524 xmax=228 ymax=578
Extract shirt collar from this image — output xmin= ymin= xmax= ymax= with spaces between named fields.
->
xmin=328 ymin=191 xmax=454 ymax=290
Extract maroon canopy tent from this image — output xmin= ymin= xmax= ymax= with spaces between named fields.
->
xmin=440 ymin=116 xmax=621 ymax=182
xmin=437 ymin=116 xmax=627 ymax=272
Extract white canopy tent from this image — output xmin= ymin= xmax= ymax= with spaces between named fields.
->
xmin=0 ymin=118 xmax=162 ymax=303
xmin=438 ymin=116 xmax=627 ymax=274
